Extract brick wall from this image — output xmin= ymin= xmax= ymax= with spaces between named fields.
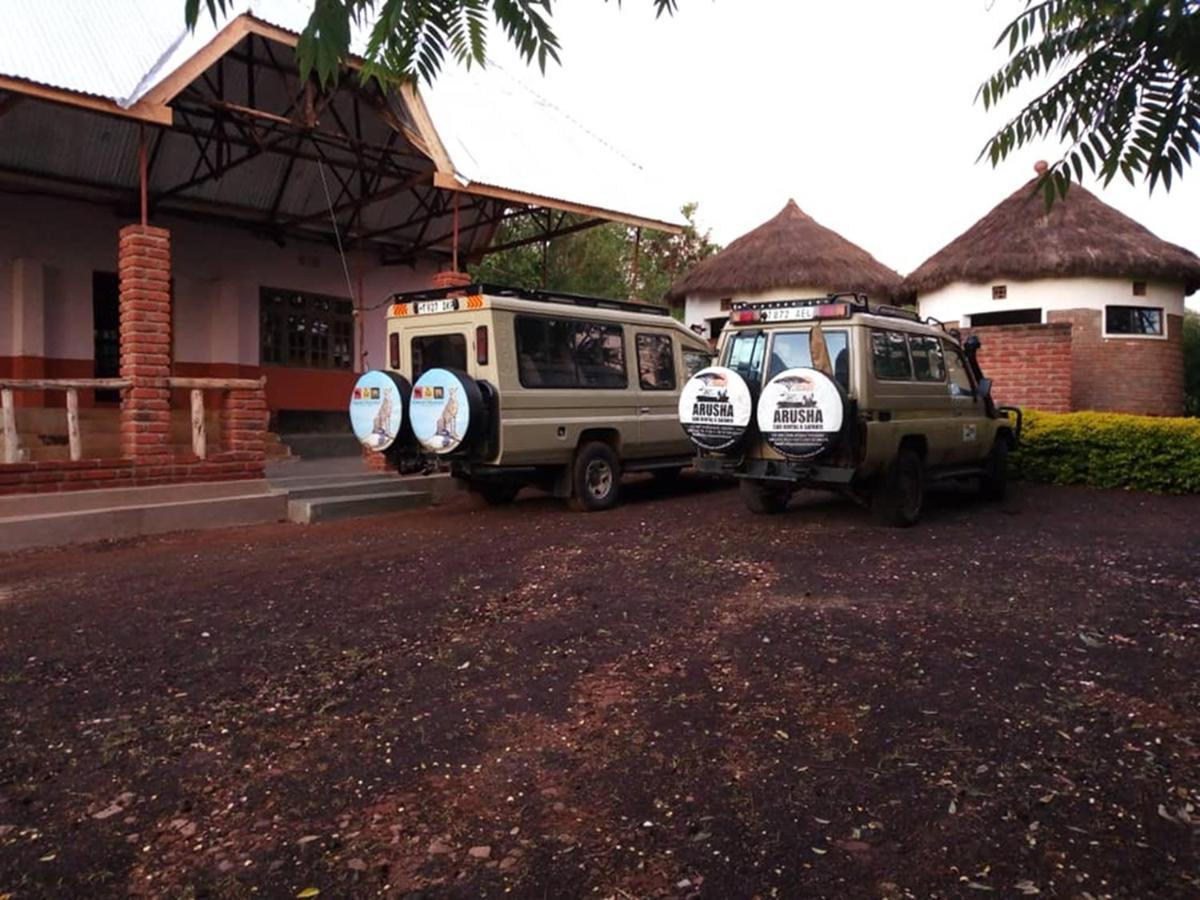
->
xmin=959 ymin=322 xmax=1074 ymax=412
xmin=0 ymin=456 xmax=262 ymax=496
xmin=1047 ymin=309 xmax=1185 ymax=416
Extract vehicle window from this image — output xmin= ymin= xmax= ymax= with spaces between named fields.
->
xmin=515 ymin=316 xmax=627 ymax=389
xmin=636 ymin=333 xmax=676 ymax=390
xmin=944 ymin=342 xmax=975 ymax=397
xmin=411 ymin=333 xmax=467 ymax=381
xmin=908 ymin=335 xmax=945 ymax=382
xmin=723 ymin=330 xmax=767 ymax=384
xmin=871 ymin=330 xmax=913 ymax=380
xmin=682 ymin=348 xmax=712 ymax=378
xmin=767 ymin=329 xmax=850 ymax=390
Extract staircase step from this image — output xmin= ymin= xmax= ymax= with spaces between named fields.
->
xmin=269 ymin=472 xmax=396 ymax=489
xmin=0 ymin=479 xmax=274 ymax=518
xmin=0 ymin=489 xmax=288 ymax=554
xmin=283 ymin=478 xmax=419 ymax=500
xmin=287 ymin=489 xmax=431 ymax=524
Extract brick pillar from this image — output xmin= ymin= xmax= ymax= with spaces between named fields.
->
xmin=118 ymin=225 xmax=172 ymax=463
xmin=220 ymin=388 xmax=268 ymax=478
xmin=362 ymin=445 xmax=391 ymax=473
xmin=432 ymin=270 xmax=472 ymax=289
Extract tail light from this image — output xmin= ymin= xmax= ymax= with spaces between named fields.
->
xmin=730 ymin=309 xmax=759 ymax=324
xmin=476 ymin=325 xmax=489 ymax=365
xmin=388 ymin=332 xmax=400 ymax=369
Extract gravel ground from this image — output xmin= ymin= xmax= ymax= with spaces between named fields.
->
xmin=1 ymin=477 xmax=1198 ymax=899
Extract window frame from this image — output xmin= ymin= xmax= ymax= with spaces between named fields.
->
xmin=870 ymin=328 xmax=916 ymax=382
xmin=635 ymin=332 xmax=677 ymax=391
xmin=260 ymin=286 xmax=354 ymax=370
xmin=1102 ymin=304 xmax=1167 ymax=340
xmin=514 ymin=314 xmax=629 ymax=390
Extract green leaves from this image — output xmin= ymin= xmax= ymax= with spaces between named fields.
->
xmin=187 ymin=1 xmax=679 ymax=87
xmin=977 ymin=0 xmax=1200 ymax=207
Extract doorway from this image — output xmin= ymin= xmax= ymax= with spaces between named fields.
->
xmin=93 ymin=272 xmax=120 ymax=403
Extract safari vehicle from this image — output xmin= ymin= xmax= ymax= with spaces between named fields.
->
xmin=677 ymin=293 xmax=1021 ymax=525
xmin=348 ymin=283 xmax=713 ymax=510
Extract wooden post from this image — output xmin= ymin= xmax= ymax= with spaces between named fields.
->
xmin=1 ymin=388 xmax=18 ymax=464
xmin=66 ymin=388 xmax=81 ymax=461
xmin=190 ymin=389 xmax=206 ymax=460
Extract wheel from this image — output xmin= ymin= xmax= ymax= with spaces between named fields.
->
xmin=980 ymin=438 xmax=1009 ymax=501
xmin=872 ymin=448 xmax=924 ymax=527
xmin=569 ymin=442 xmax=621 ymax=512
xmin=476 ymin=481 xmax=521 ymax=506
xmin=740 ymin=478 xmax=791 ymax=515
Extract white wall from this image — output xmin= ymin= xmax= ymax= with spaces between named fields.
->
xmin=917 ymin=276 xmax=1187 ymax=332
xmin=0 ymin=192 xmax=438 ymax=368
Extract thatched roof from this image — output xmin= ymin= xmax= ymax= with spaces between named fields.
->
xmin=665 ymin=199 xmax=902 ymax=302
xmin=904 ymin=178 xmax=1200 ymax=297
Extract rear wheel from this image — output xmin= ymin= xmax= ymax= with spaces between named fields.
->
xmin=475 ymin=481 xmax=521 ymax=506
xmin=980 ymin=438 xmax=1009 ymax=501
xmin=569 ymin=442 xmax=621 ymax=512
xmin=740 ymin=478 xmax=791 ymax=515
xmin=872 ymin=448 xmax=924 ymax=527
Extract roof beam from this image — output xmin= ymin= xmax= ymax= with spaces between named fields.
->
xmin=0 ymin=76 xmax=171 ymax=126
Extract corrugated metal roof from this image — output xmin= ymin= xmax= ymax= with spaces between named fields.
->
xmin=0 ymin=0 xmax=686 ymax=230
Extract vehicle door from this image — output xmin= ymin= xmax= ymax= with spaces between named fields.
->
xmin=632 ymin=331 xmax=686 ymax=457
xmin=943 ymin=340 xmax=988 ymax=463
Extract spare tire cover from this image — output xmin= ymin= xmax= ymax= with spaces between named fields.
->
xmin=756 ymin=367 xmax=846 ymax=460
xmin=677 ymin=365 xmax=754 ymax=451
xmin=349 ymin=369 xmax=412 ymax=451
xmin=410 ymin=367 xmax=484 ymax=454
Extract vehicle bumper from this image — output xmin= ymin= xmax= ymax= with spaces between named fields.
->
xmin=696 ymin=456 xmax=856 ymax=485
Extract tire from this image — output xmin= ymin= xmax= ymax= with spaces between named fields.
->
xmin=980 ymin=438 xmax=1009 ymax=501
xmin=740 ymin=478 xmax=791 ymax=515
xmin=476 ymin=481 xmax=521 ymax=506
xmin=872 ymin=448 xmax=924 ymax=527
xmin=569 ymin=442 xmax=621 ymax=512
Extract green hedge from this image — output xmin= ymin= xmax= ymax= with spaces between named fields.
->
xmin=1011 ymin=410 xmax=1200 ymax=494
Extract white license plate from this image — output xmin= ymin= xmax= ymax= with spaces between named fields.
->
xmin=761 ymin=306 xmax=815 ymax=322
xmin=414 ymin=298 xmax=459 ymax=314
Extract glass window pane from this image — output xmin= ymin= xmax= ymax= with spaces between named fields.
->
xmin=682 ymin=349 xmax=712 ymax=378
xmin=909 ymin=335 xmax=945 ymax=381
xmin=723 ymin=331 xmax=767 ymax=384
xmin=411 ymin=334 xmax=467 ymax=381
xmin=636 ymin=333 xmax=675 ymax=390
xmin=871 ymin=330 xmax=913 ymax=380
xmin=575 ymin=322 xmax=626 ymax=388
xmin=944 ymin=342 xmax=975 ymax=396
xmin=1106 ymin=305 xmax=1163 ymax=335
xmin=766 ymin=329 xmax=850 ymax=389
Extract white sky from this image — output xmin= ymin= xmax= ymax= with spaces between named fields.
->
xmin=476 ymin=0 xmax=1199 ymax=303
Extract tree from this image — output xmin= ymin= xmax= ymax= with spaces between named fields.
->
xmin=1184 ymin=309 xmax=1200 ymax=416
xmin=978 ymin=1 xmax=1200 ymax=205
xmin=186 ymin=0 xmax=678 ymax=86
xmin=469 ymin=204 xmax=720 ymax=305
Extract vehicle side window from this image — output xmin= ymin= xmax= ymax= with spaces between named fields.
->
xmin=871 ymin=330 xmax=912 ymax=380
xmin=908 ymin=335 xmax=945 ymax=382
xmin=636 ymin=334 xmax=676 ymax=390
xmin=682 ymin=348 xmax=712 ymax=378
xmin=944 ymin=342 xmax=976 ymax=396
xmin=515 ymin=316 xmax=627 ymax=389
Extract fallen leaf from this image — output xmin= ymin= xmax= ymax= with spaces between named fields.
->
xmin=296 ymin=889 xmax=320 ymax=899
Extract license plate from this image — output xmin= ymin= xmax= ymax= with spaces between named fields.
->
xmin=414 ymin=298 xmax=459 ymax=315
xmin=761 ymin=306 xmax=815 ymax=322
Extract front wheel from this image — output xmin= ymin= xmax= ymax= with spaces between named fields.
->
xmin=569 ymin=442 xmax=621 ymax=512
xmin=979 ymin=438 xmax=1009 ymax=501
xmin=740 ymin=478 xmax=791 ymax=515
xmin=872 ymin=448 xmax=924 ymax=527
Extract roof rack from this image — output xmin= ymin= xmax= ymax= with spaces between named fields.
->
xmin=733 ymin=292 xmax=927 ymax=325
xmin=389 ymin=282 xmax=673 ymax=318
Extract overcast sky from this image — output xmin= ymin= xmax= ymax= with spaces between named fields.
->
xmin=473 ymin=0 xmax=1198 ymax=295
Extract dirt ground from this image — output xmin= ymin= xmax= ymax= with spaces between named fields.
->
xmin=1 ymin=477 xmax=1198 ymax=899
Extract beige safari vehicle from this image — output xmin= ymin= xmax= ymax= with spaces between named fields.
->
xmin=677 ymin=293 xmax=1021 ymax=525
xmin=349 ymin=283 xmax=713 ymax=510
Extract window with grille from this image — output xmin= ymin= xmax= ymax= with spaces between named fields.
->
xmin=1132 ymin=281 xmax=1147 ymax=297
xmin=260 ymin=287 xmax=354 ymax=369
xmin=991 ymin=285 xmax=1007 ymax=300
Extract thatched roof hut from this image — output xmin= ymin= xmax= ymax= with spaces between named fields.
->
xmin=666 ymin=199 xmax=902 ymax=302
xmin=904 ymin=178 xmax=1200 ymax=297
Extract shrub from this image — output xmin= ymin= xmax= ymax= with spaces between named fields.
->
xmin=1011 ymin=409 xmax=1200 ymax=494
xmin=1184 ymin=310 xmax=1200 ymax=416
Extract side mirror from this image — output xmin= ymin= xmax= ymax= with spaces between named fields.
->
xmin=977 ymin=377 xmax=993 ymax=399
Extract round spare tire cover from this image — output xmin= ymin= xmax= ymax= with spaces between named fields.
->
xmin=409 ymin=367 xmax=483 ymax=454
xmin=349 ymin=369 xmax=411 ymax=451
xmin=756 ymin=367 xmax=846 ymax=460
xmin=677 ymin=365 xmax=753 ymax=451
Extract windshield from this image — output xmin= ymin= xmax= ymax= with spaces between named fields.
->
xmin=767 ymin=329 xmax=850 ymax=389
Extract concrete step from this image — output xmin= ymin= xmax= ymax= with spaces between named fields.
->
xmin=269 ymin=471 xmax=396 ymax=489
xmin=0 ymin=479 xmax=277 ymax=517
xmin=0 ymin=488 xmax=288 ymax=554
xmin=280 ymin=433 xmax=361 ymax=459
xmin=287 ymin=488 xmax=431 ymax=524
xmin=283 ymin=478 xmax=417 ymax=500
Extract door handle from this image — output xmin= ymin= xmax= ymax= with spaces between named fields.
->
xmin=638 ymin=406 xmax=651 ymax=414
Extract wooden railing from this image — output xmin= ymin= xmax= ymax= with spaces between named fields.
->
xmin=0 ymin=376 xmax=265 ymax=464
